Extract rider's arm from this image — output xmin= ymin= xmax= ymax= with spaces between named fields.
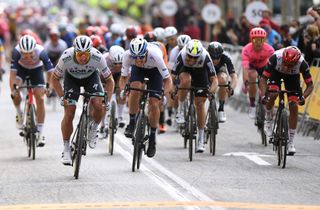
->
xmin=103 ymin=75 xmax=115 ymax=102
xmin=300 ymin=61 xmax=314 ymax=99
xmin=224 ymin=55 xmax=238 ymax=90
xmin=9 ymin=48 xmax=21 ymax=92
xmin=205 ymin=55 xmax=218 ymax=93
xmin=50 ymin=56 xmax=66 ymax=98
xmin=119 ymin=51 xmax=131 ymax=91
xmin=40 ymin=50 xmax=55 ymax=88
xmin=260 ymin=54 xmax=277 ymax=95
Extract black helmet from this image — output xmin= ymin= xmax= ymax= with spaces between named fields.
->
xmin=144 ymin=31 xmax=157 ymax=42
xmin=208 ymin=41 xmax=224 ymax=59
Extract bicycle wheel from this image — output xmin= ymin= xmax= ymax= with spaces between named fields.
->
xmin=137 ymin=118 xmax=147 ymax=170
xmin=209 ymin=100 xmax=218 ymax=156
xmin=29 ymin=105 xmax=37 ymax=160
xmin=183 ymin=101 xmax=188 ymax=148
xmin=108 ymin=101 xmax=116 ymax=155
xmin=257 ymin=102 xmax=267 ymax=146
xmin=74 ymin=114 xmax=86 ymax=179
xmin=280 ymin=111 xmax=288 ymax=168
xmin=132 ymin=112 xmax=145 ymax=172
xmin=189 ymin=105 xmax=195 ymax=161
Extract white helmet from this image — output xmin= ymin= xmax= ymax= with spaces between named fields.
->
xmin=109 ymin=45 xmax=125 ymax=63
xmin=19 ymin=35 xmax=36 ymax=53
xmin=186 ymin=39 xmax=203 ymax=57
xmin=110 ymin=23 xmax=123 ymax=35
xmin=164 ymin=26 xmax=178 ymax=38
xmin=177 ymin=34 xmax=191 ymax=49
xmin=153 ymin=27 xmax=165 ymax=42
xmin=73 ymin=35 xmax=92 ymax=52
xmin=129 ymin=37 xmax=148 ymax=56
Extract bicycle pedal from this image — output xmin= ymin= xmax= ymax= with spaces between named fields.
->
xmin=19 ymin=131 xmax=24 ymax=137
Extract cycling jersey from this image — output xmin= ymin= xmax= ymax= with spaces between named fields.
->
xmin=11 ymin=45 xmax=54 ymax=72
xmin=212 ymin=53 xmax=235 ymax=75
xmin=54 ymin=47 xmax=111 ymax=80
xmin=44 ymin=39 xmax=68 ymax=65
xmin=168 ymin=45 xmax=180 ymax=70
xmin=104 ymin=52 xmax=120 ymax=75
xmin=121 ymin=43 xmax=170 ymax=79
xmin=263 ymin=48 xmax=312 ymax=84
xmin=241 ymin=42 xmax=274 ymax=70
xmin=150 ymin=41 xmax=168 ymax=66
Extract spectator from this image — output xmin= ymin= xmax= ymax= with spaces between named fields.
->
xmin=183 ymin=17 xmax=200 ymax=39
xmin=211 ymin=19 xmax=232 ymax=44
xmin=238 ymin=15 xmax=252 ymax=46
xmin=304 ymin=24 xmax=320 ymax=65
xmin=279 ymin=24 xmax=297 ymax=48
xmin=259 ymin=18 xmax=282 ymax=49
xmin=261 ymin=8 xmax=281 ymax=33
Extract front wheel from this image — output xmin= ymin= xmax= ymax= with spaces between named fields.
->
xmin=29 ymin=105 xmax=37 ymax=160
xmin=280 ymin=111 xmax=288 ymax=168
xmin=132 ymin=112 xmax=145 ymax=172
xmin=188 ymin=105 xmax=195 ymax=162
xmin=73 ymin=115 xmax=86 ymax=179
xmin=108 ymin=101 xmax=116 ymax=155
xmin=209 ymin=100 xmax=218 ymax=156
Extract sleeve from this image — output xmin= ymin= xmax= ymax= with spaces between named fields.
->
xmin=172 ymin=53 xmax=183 ymax=76
xmin=121 ymin=52 xmax=131 ymax=77
xmin=263 ymin=54 xmax=277 ymax=78
xmin=241 ymin=46 xmax=250 ymax=69
xmin=39 ymin=50 xmax=54 ymax=72
xmin=224 ymin=55 xmax=235 ymax=75
xmin=300 ymin=60 xmax=313 ymax=84
xmin=99 ymin=55 xmax=112 ymax=79
xmin=155 ymin=50 xmax=170 ymax=79
xmin=10 ymin=48 xmax=21 ymax=72
xmin=53 ymin=56 xmax=66 ymax=78
xmin=205 ymin=55 xmax=216 ymax=77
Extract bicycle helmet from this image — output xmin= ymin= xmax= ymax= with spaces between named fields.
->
xmin=90 ymin=35 xmax=102 ymax=48
xmin=109 ymin=45 xmax=125 ymax=63
xmin=153 ymin=27 xmax=165 ymax=42
xmin=110 ymin=23 xmax=123 ymax=35
xmin=125 ymin=26 xmax=138 ymax=40
xmin=73 ymin=35 xmax=92 ymax=52
xmin=19 ymin=35 xmax=36 ymax=53
xmin=177 ymin=34 xmax=191 ymax=49
xmin=144 ymin=31 xmax=157 ymax=42
xmin=282 ymin=46 xmax=301 ymax=65
xmin=249 ymin=27 xmax=267 ymax=40
xmin=129 ymin=37 xmax=148 ymax=57
xmin=186 ymin=39 xmax=203 ymax=57
xmin=164 ymin=26 xmax=178 ymax=38
xmin=208 ymin=41 xmax=224 ymax=59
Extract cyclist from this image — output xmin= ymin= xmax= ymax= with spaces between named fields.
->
xmin=172 ymin=39 xmax=218 ymax=152
xmin=90 ymin=35 xmax=108 ymax=54
xmin=119 ymin=37 xmax=172 ymax=158
xmin=260 ymin=46 xmax=313 ymax=155
xmin=44 ymin=28 xmax=68 ymax=66
xmin=101 ymin=45 xmax=126 ymax=133
xmin=208 ymin=41 xmax=238 ymax=122
xmin=241 ymin=27 xmax=274 ymax=119
xmin=51 ymin=35 xmax=114 ymax=165
xmin=10 ymin=35 xmax=54 ymax=147
xmin=164 ymin=26 xmax=178 ymax=54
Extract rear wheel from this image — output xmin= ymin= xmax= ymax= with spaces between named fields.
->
xmin=74 ymin=115 xmax=86 ymax=179
xmin=188 ymin=105 xmax=195 ymax=162
xmin=209 ymin=100 xmax=217 ymax=156
xmin=29 ymin=105 xmax=37 ymax=160
xmin=108 ymin=101 xmax=116 ymax=155
xmin=257 ymin=102 xmax=267 ymax=146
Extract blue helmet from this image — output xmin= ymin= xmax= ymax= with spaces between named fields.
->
xmin=129 ymin=37 xmax=148 ymax=56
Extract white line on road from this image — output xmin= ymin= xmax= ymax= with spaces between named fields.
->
xmin=223 ymin=152 xmax=271 ymax=165
xmin=115 ymin=132 xmax=225 ymax=210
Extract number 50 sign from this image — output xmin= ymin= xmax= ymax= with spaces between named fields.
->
xmin=245 ymin=1 xmax=268 ymax=25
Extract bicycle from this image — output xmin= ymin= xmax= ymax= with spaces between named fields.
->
xmin=205 ymin=92 xmax=219 ymax=156
xmin=177 ymin=86 xmax=208 ymax=162
xmin=108 ymin=100 xmax=117 ymax=155
xmin=70 ymin=91 xmax=106 ymax=179
xmin=14 ymin=77 xmax=40 ymax=160
xmin=267 ymin=87 xmax=300 ymax=168
xmin=126 ymin=82 xmax=162 ymax=172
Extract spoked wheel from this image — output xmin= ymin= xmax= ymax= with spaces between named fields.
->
xmin=279 ymin=111 xmax=288 ymax=168
xmin=209 ymin=101 xmax=218 ymax=156
xmin=108 ymin=101 xmax=116 ymax=155
xmin=29 ymin=105 xmax=37 ymax=160
xmin=183 ymin=101 xmax=188 ymax=149
xmin=257 ymin=103 xmax=267 ymax=146
xmin=27 ymin=134 xmax=31 ymax=158
xmin=73 ymin=115 xmax=86 ymax=179
xmin=132 ymin=112 xmax=145 ymax=172
xmin=137 ymin=120 xmax=147 ymax=170
xmin=188 ymin=106 xmax=195 ymax=162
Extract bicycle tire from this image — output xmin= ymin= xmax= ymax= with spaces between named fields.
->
xmin=257 ymin=103 xmax=267 ymax=146
xmin=29 ymin=105 xmax=37 ymax=160
xmin=209 ymin=100 xmax=217 ymax=156
xmin=132 ymin=112 xmax=145 ymax=172
xmin=280 ymin=111 xmax=288 ymax=168
xmin=189 ymin=105 xmax=195 ymax=161
xmin=74 ymin=114 xmax=86 ymax=179
xmin=137 ymin=117 xmax=147 ymax=170
xmin=108 ymin=101 xmax=116 ymax=155
xmin=183 ymin=101 xmax=188 ymax=148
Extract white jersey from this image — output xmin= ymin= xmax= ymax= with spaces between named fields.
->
xmin=54 ymin=47 xmax=111 ymax=79
xmin=44 ymin=39 xmax=68 ymax=55
xmin=168 ymin=45 xmax=180 ymax=70
xmin=121 ymin=43 xmax=170 ymax=79
xmin=104 ymin=52 xmax=120 ymax=75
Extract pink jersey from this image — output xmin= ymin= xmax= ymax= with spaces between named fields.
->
xmin=241 ymin=43 xmax=274 ymax=69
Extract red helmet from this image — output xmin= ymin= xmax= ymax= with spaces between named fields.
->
xmin=125 ymin=26 xmax=137 ymax=40
xmin=282 ymin=46 xmax=301 ymax=65
xmin=144 ymin=31 xmax=157 ymax=42
xmin=90 ymin=35 xmax=102 ymax=48
xmin=250 ymin=27 xmax=267 ymax=40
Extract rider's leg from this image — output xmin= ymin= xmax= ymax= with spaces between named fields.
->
xmin=194 ymin=96 xmax=207 ymax=152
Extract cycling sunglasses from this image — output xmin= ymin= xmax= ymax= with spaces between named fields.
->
xmin=186 ymin=54 xmax=200 ymax=60
xmin=131 ymin=55 xmax=146 ymax=59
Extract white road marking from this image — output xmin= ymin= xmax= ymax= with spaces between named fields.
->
xmin=223 ymin=152 xmax=271 ymax=166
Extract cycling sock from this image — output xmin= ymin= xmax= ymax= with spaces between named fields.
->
xmin=159 ymin=111 xmax=165 ymax=124
xmin=198 ymin=128 xmax=204 ymax=141
xmin=249 ymin=97 xmax=256 ymax=107
xmin=288 ymin=129 xmax=296 ymax=143
xmin=129 ymin=114 xmax=136 ymax=125
xmin=265 ymin=109 xmax=272 ymax=121
xmin=118 ymin=104 xmax=124 ymax=119
xmin=218 ymin=100 xmax=225 ymax=111
xmin=37 ymin=123 xmax=44 ymax=135
xmin=168 ymin=107 xmax=173 ymax=117
xmin=15 ymin=105 xmax=22 ymax=115
xmin=178 ymin=101 xmax=183 ymax=113
xmin=150 ymin=127 xmax=157 ymax=143
xmin=63 ymin=140 xmax=70 ymax=151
